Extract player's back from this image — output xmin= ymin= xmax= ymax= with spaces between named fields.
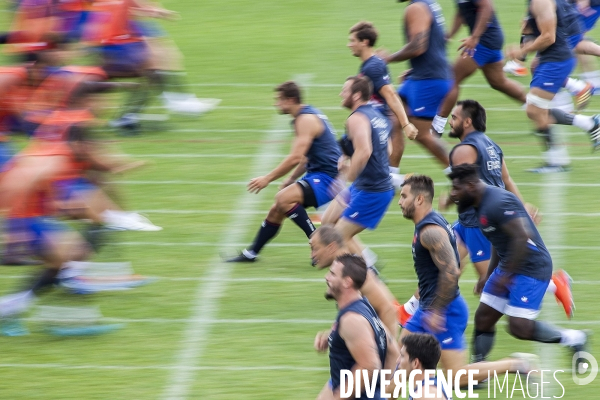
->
xmin=526 ymin=0 xmax=574 ymax=62
xmin=456 ymin=0 xmax=503 ymax=50
xmin=359 ymin=56 xmax=392 ymax=112
xmin=295 ymin=105 xmax=340 ymax=178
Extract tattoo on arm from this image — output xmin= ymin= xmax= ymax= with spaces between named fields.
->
xmin=420 ymin=226 xmax=460 ymax=311
xmin=405 ymin=30 xmax=430 ymax=56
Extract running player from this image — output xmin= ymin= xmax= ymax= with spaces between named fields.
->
xmin=431 ymin=0 xmax=527 ymax=137
xmin=383 ymin=0 xmax=452 ymax=167
xmin=227 ymin=81 xmax=341 ymax=263
xmin=448 ymin=164 xmax=589 ymax=367
xmin=347 ymin=21 xmax=417 ymax=187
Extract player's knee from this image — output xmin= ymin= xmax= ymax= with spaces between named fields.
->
xmin=474 ymin=308 xmax=494 ymax=330
xmin=507 ymin=317 xmax=533 ymax=340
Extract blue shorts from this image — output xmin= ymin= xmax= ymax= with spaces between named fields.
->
xmin=568 ymin=33 xmax=584 ymax=50
xmin=480 ymin=268 xmax=550 ymax=320
xmin=530 ymin=58 xmax=575 ymax=94
xmin=130 ymin=20 xmax=166 ymax=38
xmin=398 ymin=79 xmax=453 ymax=119
xmin=473 ymin=43 xmax=503 ymax=67
xmin=580 ymin=6 xmax=600 ymax=32
xmin=405 ymin=295 xmax=469 ymax=350
xmin=6 ymin=217 xmax=67 ymax=257
xmin=0 ymin=141 xmax=15 ymax=172
xmin=299 ymin=172 xmax=336 ymax=208
xmin=452 ymin=222 xmax=491 ymax=263
xmin=54 ymin=178 xmax=97 ymax=201
xmin=341 ymin=185 xmax=394 ymax=230
xmin=98 ymin=42 xmax=149 ymax=76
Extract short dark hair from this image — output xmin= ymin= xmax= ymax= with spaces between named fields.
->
xmin=275 ymin=81 xmax=302 ymax=104
xmin=447 ymin=163 xmax=480 ymax=184
xmin=314 ymin=224 xmax=344 ymax=248
xmin=402 ymin=174 xmax=434 ymax=203
xmin=349 ymin=21 xmax=378 ymax=47
xmin=456 ymin=100 xmax=486 ymax=132
xmin=346 ymin=75 xmax=372 ymax=102
xmin=336 ymin=254 xmax=367 ymax=289
xmin=401 ymin=333 xmax=441 ymax=370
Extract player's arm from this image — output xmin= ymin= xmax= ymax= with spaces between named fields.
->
xmin=500 ymin=159 xmax=524 ymax=202
xmin=248 ymin=114 xmax=318 ymax=193
xmin=419 ymin=225 xmax=460 ymax=312
xmin=379 ymin=84 xmax=410 ymax=128
xmin=360 ymin=271 xmax=399 ymax=338
xmin=344 ymin=113 xmax=372 ymax=182
xmin=498 ymin=216 xmax=532 ymax=274
xmin=386 ymin=3 xmax=432 ymax=63
xmin=446 ymin=10 xmax=465 ymax=40
xmin=335 ymin=312 xmax=383 ymax=399
xmin=515 ymin=0 xmax=557 ymax=58
xmin=460 ymin=0 xmax=494 ymax=52
xmin=475 ymin=246 xmax=498 ymax=294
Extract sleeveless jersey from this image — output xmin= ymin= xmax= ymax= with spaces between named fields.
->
xmin=295 ymin=106 xmax=341 ymax=178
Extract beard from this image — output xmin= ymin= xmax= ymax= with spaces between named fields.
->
xmin=456 ymin=195 xmax=475 ymax=214
xmin=342 ymin=96 xmax=354 ymax=110
xmin=401 ymin=204 xmax=415 ymax=220
xmin=324 ymin=292 xmax=335 ymax=300
xmin=448 ymin=124 xmax=462 ymax=139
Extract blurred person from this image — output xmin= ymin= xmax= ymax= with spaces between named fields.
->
xmin=448 ymin=164 xmax=589 ymax=368
xmin=398 ymin=175 xmax=534 ymax=384
xmin=316 ymin=254 xmax=400 ymax=400
xmin=311 ymin=225 xmax=399 ymax=342
xmin=504 ymin=0 xmax=600 ymax=171
xmin=0 ymin=138 xmax=92 ymax=319
xmin=321 ymin=76 xmax=394 ymax=269
xmin=382 ymin=0 xmax=452 ymax=167
xmin=226 ymin=81 xmax=341 ymax=263
xmin=431 ymin=0 xmax=527 ymax=137
xmin=347 ymin=21 xmax=417 ymax=188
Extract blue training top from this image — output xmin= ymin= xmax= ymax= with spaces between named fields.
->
xmin=348 ymin=105 xmax=393 ymax=192
xmin=475 ymin=186 xmax=553 ymax=281
xmin=449 ymin=131 xmax=504 ymax=227
xmin=295 ymin=105 xmax=341 ymax=178
xmin=456 ymin=0 xmax=504 ymax=50
xmin=405 ymin=0 xmax=452 ymax=80
xmin=412 ymin=210 xmax=461 ymax=308
xmin=360 ymin=55 xmax=393 ymax=114
xmin=329 ymin=297 xmax=387 ymax=399
xmin=525 ymin=0 xmax=574 ymax=63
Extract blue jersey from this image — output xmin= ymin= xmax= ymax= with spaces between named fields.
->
xmin=329 ymin=297 xmax=387 ymax=399
xmin=349 ymin=105 xmax=393 ymax=192
xmin=449 ymin=131 xmax=504 ymax=227
xmin=405 ymin=0 xmax=451 ymax=80
xmin=359 ymin=56 xmax=393 ymax=114
xmin=456 ymin=0 xmax=504 ymax=50
xmin=526 ymin=0 xmax=574 ymax=63
xmin=295 ymin=106 xmax=341 ymax=178
xmin=412 ymin=211 xmax=460 ymax=308
xmin=475 ymin=186 xmax=552 ymax=281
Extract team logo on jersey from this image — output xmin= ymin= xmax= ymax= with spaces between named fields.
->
xmin=413 ymin=234 xmax=418 ymax=244
xmin=486 ymin=146 xmax=499 ymax=159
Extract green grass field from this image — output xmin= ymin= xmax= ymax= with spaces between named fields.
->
xmin=0 ymin=0 xmax=599 ymax=398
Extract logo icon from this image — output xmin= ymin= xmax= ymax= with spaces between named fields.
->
xmin=573 ymin=351 xmax=598 ymax=385
xmin=521 ymin=296 xmax=528 ymax=303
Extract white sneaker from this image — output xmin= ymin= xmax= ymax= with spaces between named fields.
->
xmin=164 ymin=94 xmax=221 ymax=115
xmin=0 ymin=291 xmax=34 ymax=318
xmin=104 ymin=212 xmax=162 ymax=232
xmin=503 ymin=60 xmax=528 ymax=77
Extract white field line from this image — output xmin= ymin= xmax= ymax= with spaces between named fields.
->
xmin=130 ymin=153 xmax=600 ymax=161
xmin=538 ymin=164 xmax=567 ymax=395
xmin=2 ymin=276 xmax=600 ymax=285
xmin=160 ymin=106 xmax=292 ymax=398
xmin=137 ymin=209 xmax=600 ymax=218
xmin=114 ymin=180 xmax=600 ymax=187
xmin=0 ymin=363 xmax=329 ymax=372
xmin=103 ymin=242 xmax=600 ymax=251
xmin=20 ymin=316 xmax=600 ymax=325
xmin=213 ymin=105 xmax=600 ymax=113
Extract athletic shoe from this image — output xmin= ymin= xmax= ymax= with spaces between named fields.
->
xmin=104 ymin=213 xmax=162 ymax=232
xmin=503 ymin=60 xmax=528 ymax=77
xmin=526 ymin=164 xmax=571 ymax=173
xmin=225 ymin=250 xmax=256 ymax=263
xmin=588 ymin=114 xmax=600 ymax=151
xmin=552 ymin=270 xmax=574 ymax=319
xmin=0 ymin=291 xmax=34 ymax=318
xmin=575 ymin=82 xmax=594 ymax=111
xmin=571 ymin=330 xmax=592 ymax=372
xmin=309 ymin=214 xmax=322 ymax=226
